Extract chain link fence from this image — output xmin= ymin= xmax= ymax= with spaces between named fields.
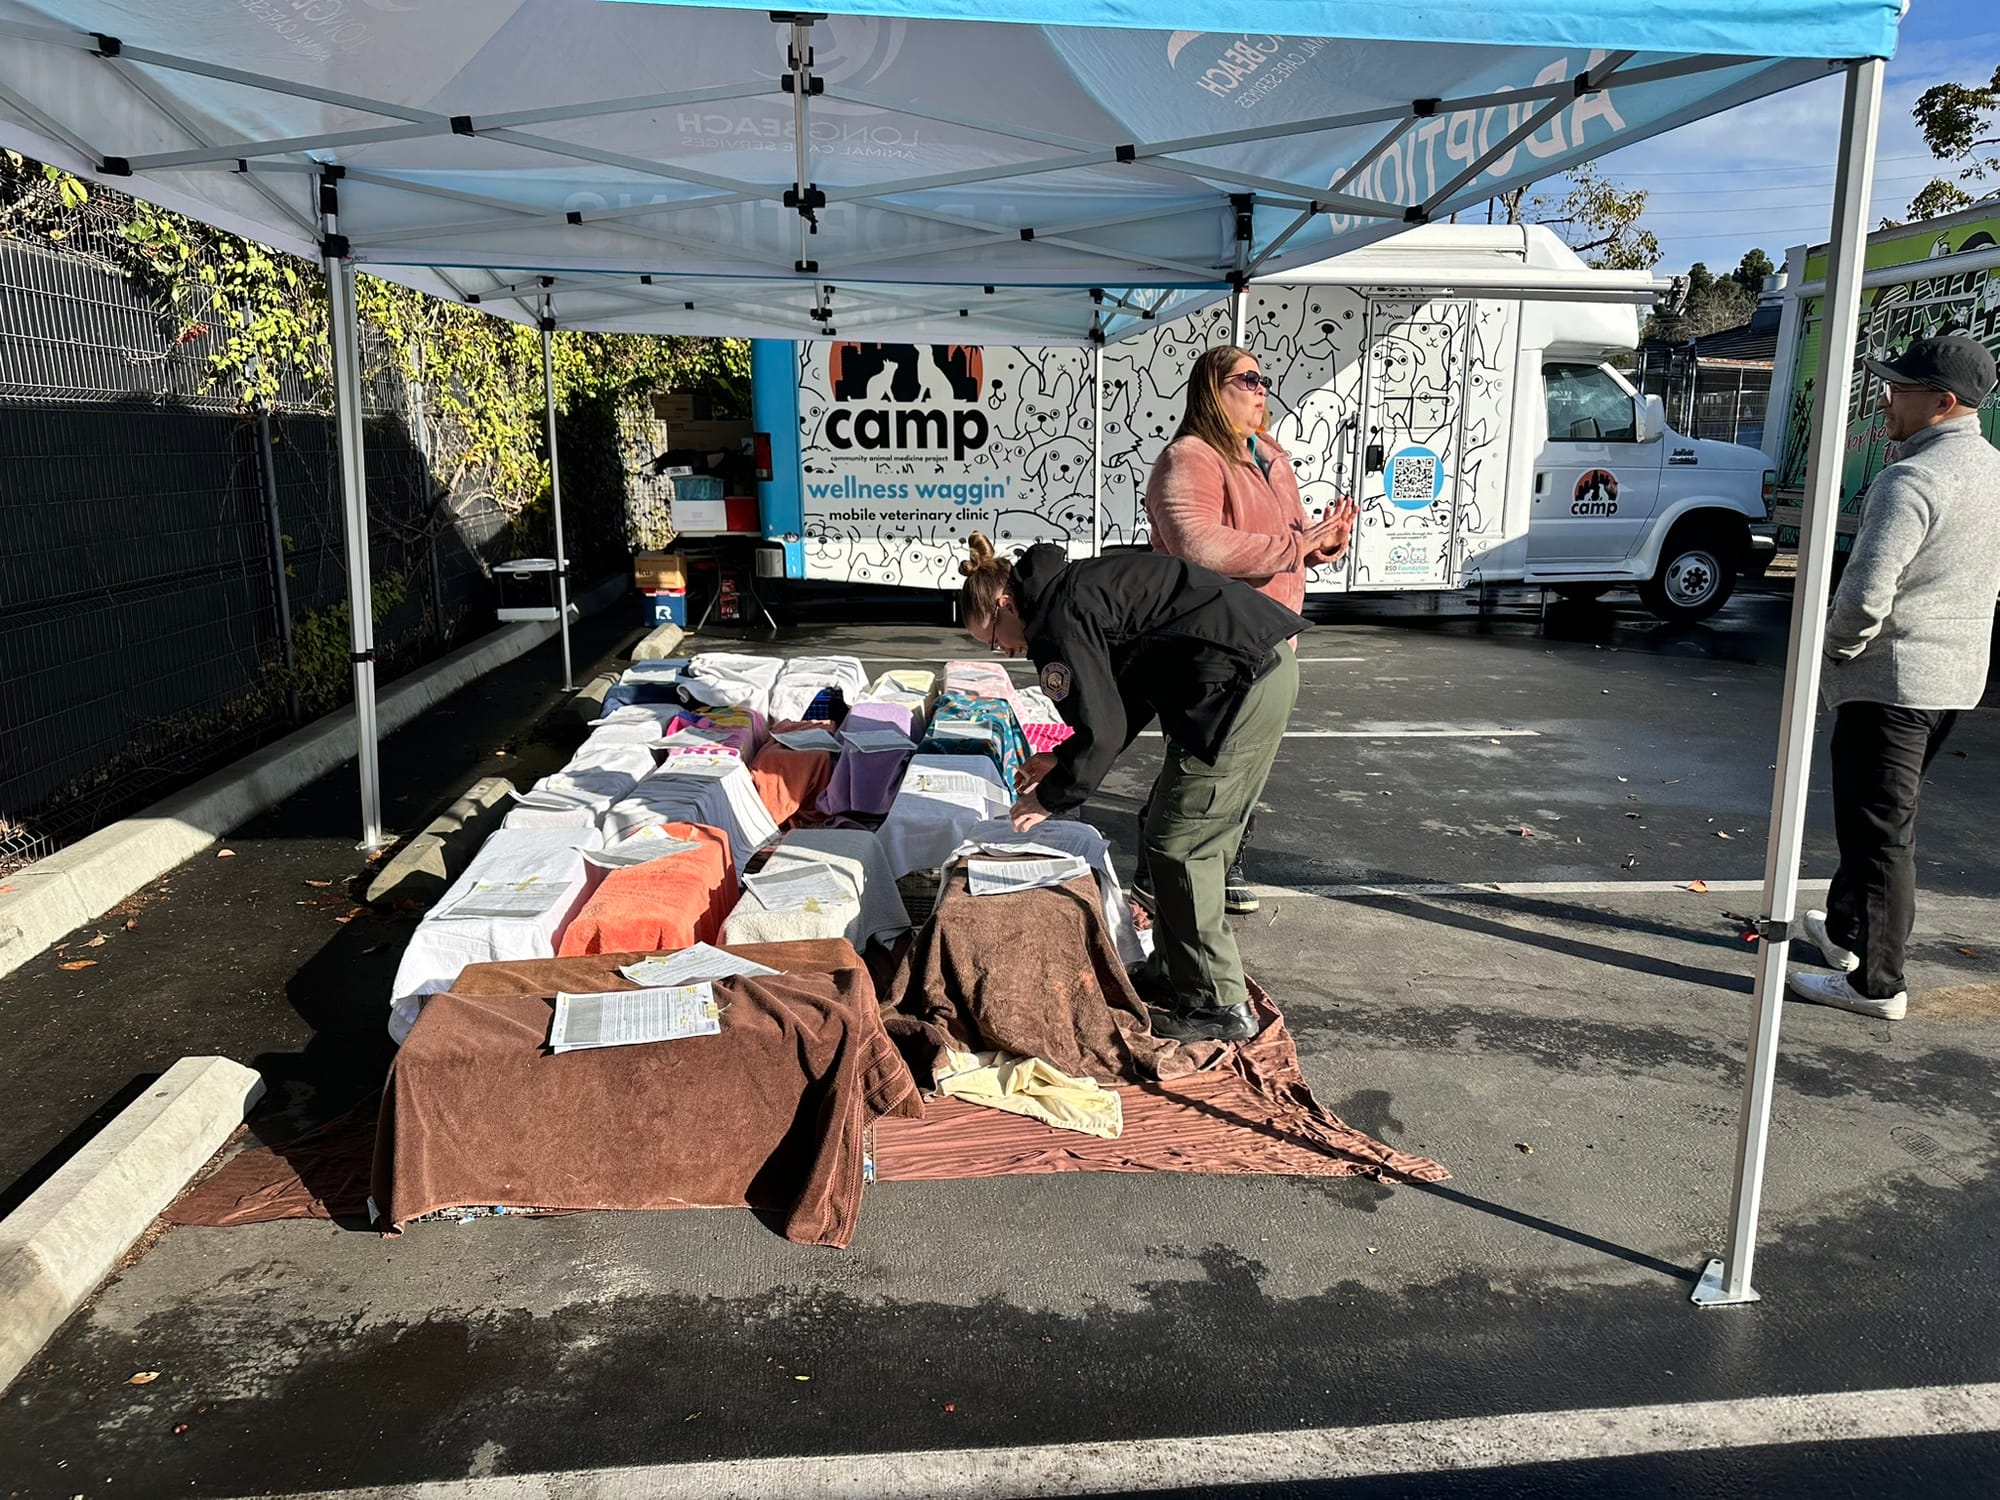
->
xmin=0 ymin=237 xmax=513 ymax=870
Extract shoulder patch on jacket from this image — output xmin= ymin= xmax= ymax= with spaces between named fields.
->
xmin=1040 ymin=661 xmax=1072 ymax=702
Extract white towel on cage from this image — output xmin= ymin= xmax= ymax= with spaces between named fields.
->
xmin=601 ymin=757 xmax=778 ymax=871
xmin=767 ymin=655 xmax=869 ymax=722
xmin=679 ymin=653 xmax=784 ymax=718
xmin=875 ymin=754 xmax=1015 ymax=878
xmin=720 ymin=828 xmax=911 ymax=950
xmin=388 ymin=826 xmax=604 ymax=1044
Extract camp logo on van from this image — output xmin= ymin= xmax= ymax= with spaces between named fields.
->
xmin=1573 ymin=468 xmax=1620 ymax=516
xmin=826 ymin=343 xmax=990 ymax=462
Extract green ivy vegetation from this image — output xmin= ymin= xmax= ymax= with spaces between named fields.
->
xmin=4 ymin=148 xmax=749 ymax=719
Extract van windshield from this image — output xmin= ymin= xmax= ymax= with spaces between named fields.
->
xmin=1544 ymin=363 xmax=1637 ymax=443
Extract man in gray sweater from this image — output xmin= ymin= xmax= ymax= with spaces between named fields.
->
xmin=1790 ymin=333 xmax=2000 ymax=1020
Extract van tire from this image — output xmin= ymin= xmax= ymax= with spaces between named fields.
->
xmin=1641 ymin=520 xmax=1740 ymax=623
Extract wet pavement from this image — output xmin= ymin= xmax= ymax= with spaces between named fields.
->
xmin=0 ymin=579 xmax=1996 ymax=1497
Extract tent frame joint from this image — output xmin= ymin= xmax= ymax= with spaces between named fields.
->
xmin=90 ymin=31 xmax=120 ymax=57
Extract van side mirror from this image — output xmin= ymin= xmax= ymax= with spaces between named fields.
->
xmin=1636 ymin=394 xmax=1666 ymax=443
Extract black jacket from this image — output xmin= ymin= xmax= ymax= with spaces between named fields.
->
xmin=1011 ymin=544 xmax=1308 ymax=812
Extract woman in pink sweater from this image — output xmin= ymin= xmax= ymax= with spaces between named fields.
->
xmin=1136 ymin=344 xmax=1355 ymax=914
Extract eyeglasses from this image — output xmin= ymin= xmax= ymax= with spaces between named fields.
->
xmin=1225 ymin=370 xmax=1274 ymax=392
xmin=973 ymin=614 xmax=1002 ymax=654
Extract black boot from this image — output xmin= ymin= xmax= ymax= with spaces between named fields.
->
xmin=1224 ymin=861 xmax=1258 ymax=915
xmin=1225 ymin=814 xmax=1258 ymax=914
xmin=1149 ymin=1002 xmax=1258 ymax=1043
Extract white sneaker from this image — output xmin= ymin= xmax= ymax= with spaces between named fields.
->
xmin=1786 ymin=968 xmax=1906 ymax=1020
xmin=1795 ymin=909 xmax=1859 ymax=973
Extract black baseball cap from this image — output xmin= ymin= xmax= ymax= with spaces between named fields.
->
xmin=1864 ymin=333 xmax=1996 ymax=408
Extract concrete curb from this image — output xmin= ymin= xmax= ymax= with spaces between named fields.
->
xmin=0 ymin=574 xmax=629 ymax=979
xmin=363 ymin=775 xmax=515 ymax=907
xmin=0 ymin=1056 xmax=265 ymax=1393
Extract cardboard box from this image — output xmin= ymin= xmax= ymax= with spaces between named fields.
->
xmin=668 ymin=419 xmax=752 ymax=453
xmin=633 ymin=551 xmax=687 ymax=590
xmin=674 ymin=495 xmax=761 ymax=535
xmin=652 ymin=391 xmax=708 ymax=423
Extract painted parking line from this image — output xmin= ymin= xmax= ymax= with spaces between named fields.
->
xmin=1251 ymin=878 xmax=1827 ymax=898
xmin=844 ymin=655 xmax=1375 ymax=666
xmin=1140 ymin=728 xmax=1540 ymax=739
xmin=283 ymin=1381 xmax=2000 ymax=1500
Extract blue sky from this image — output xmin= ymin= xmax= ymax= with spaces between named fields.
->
xmin=1585 ymin=0 xmax=2000 ymax=275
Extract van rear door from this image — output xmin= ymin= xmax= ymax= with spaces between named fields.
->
xmin=1529 ymin=361 xmax=1664 ymax=567
xmin=1346 ymin=298 xmax=1473 ymax=590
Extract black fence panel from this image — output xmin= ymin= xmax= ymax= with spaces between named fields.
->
xmin=0 ymin=238 xmax=511 ymax=868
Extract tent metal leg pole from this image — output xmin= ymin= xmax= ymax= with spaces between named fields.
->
xmin=321 ymin=238 xmax=386 ymax=854
xmin=539 ymin=301 xmax=574 ymax=690
xmin=1091 ymin=342 xmax=1104 ymax=556
xmin=1230 ymin=285 xmax=1247 ymax=345
xmin=1694 ymin=55 xmax=1883 ymax=1310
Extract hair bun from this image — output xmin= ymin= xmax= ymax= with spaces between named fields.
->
xmin=962 ymin=531 xmax=998 ymax=575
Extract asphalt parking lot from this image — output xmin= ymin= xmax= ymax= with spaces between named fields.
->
xmin=2 ymin=579 xmax=1997 ymax=1497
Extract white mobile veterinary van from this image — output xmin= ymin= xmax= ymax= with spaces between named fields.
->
xmin=749 ymin=225 xmax=1775 ymax=622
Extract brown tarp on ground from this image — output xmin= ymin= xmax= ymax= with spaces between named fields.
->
xmin=875 ymin=981 xmax=1448 ymax=1184
xmin=169 ymin=924 xmax=1447 ymax=1236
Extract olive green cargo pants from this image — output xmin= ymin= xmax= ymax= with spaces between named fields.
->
xmin=1136 ymin=644 xmax=1298 ymax=1013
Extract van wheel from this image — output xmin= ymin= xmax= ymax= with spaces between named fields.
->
xmin=1641 ymin=525 xmax=1738 ymax=623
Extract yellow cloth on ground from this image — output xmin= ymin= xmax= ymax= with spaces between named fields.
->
xmin=934 ymin=1049 xmax=1124 ymax=1139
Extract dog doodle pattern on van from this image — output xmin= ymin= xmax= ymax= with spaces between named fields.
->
xmin=794 ymin=287 xmax=1513 ymax=590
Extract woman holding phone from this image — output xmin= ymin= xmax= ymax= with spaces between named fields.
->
xmin=1137 ymin=344 xmax=1356 ymax=914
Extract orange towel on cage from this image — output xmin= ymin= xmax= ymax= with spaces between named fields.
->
xmin=749 ymin=720 xmax=838 ymax=828
xmin=556 ymin=822 xmax=737 ymax=956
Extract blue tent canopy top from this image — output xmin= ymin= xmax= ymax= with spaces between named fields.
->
xmin=0 ymin=0 xmax=1900 ymax=342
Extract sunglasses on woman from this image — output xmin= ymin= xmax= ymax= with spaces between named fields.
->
xmin=1225 ymin=370 xmax=1274 ymax=392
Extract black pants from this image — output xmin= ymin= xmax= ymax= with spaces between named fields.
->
xmin=1824 ymin=701 xmax=1959 ymax=999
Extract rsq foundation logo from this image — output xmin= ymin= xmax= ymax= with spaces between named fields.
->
xmin=826 ymin=344 xmax=991 ymax=461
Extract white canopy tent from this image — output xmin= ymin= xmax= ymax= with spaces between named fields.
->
xmin=0 ymin=0 xmax=1904 ymax=1305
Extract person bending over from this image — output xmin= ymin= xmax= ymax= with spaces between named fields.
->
xmin=957 ymin=531 xmax=1306 ymax=1042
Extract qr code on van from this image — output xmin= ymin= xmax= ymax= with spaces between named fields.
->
xmin=1390 ymin=455 xmax=1437 ymax=501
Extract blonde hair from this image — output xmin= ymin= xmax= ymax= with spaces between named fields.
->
xmin=1173 ymin=344 xmax=1264 ymax=466
xmin=958 ymin=531 xmax=1013 ymax=624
